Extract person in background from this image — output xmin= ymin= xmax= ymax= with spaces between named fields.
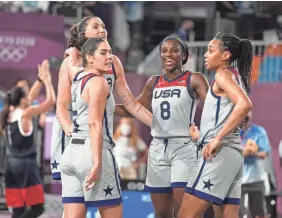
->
xmin=1 ymin=64 xmax=55 ymax=218
xmin=176 ymin=19 xmax=195 ymax=42
xmin=240 ymin=111 xmax=271 ymax=218
xmin=15 ymin=60 xmax=50 ymax=128
xmin=113 ymin=118 xmax=148 ymax=180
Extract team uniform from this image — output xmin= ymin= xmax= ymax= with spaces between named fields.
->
xmin=185 ymin=67 xmax=244 ymax=205
xmin=5 ymin=108 xmax=45 ymax=208
xmin=50 ymin=67 xmax=116 ymax=180
xmin=60 ymin=71 xmax=122 ymax=208
xmin=144 ymin=71 xmax=200 ymax=192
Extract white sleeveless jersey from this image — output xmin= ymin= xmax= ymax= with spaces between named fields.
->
xmin=199 ymin=67 xmax=243 ymax=151
xmin=71 ymin=71 xmax=115 ymax=144
xmin=51 ymin=66 xmax=117 ymax=179
xmin=151 ymin=71 xmax=198 ymax=138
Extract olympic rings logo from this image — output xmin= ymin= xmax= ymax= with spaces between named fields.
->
xmin=0 ymin=45 xmax=28 ymax=63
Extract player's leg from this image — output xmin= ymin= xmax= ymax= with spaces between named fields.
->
xmin=5 ymin=158 xmax=28 ymax=218
xmin=179 ymin=147 xmax=242 ymax=218
xmin=221 ymin=148 xmax=244 ymax=218
xmin=61 ymin=145 xmax=86 ymax=218
xmin=144 ymin=139 xmax=173 ymax=218
xmin=171 ymin=138 xmax=200 ymax=216
xmin=84 ymin=145 xmax=122 ymax=218
xmin=21 ymin=158 xmax=45 ymax=218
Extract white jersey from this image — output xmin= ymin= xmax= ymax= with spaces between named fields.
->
xmin=151 ymin=71 xmax=198 ymax=138
xmin=71 ymin=71 xmax=115 ymax=144
xmin=50 ymin=66 xmax=116 ymax=180
xmin=199 ymin=67 xmax=243 ymax=151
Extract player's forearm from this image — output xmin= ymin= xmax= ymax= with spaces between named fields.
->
xmin=216 ymin=104 xmax=252 ymax=141
xmin=56 ymin=102 xmax=72 ymax=134
xmin=125 ymin=101 xmax=152 ymax=127
xmin=42 ymin=80 xmax=56 ymax=109
xmin=114 ymin=105 xmax=133 ymax=117
xmin=28 ymin=80 xmax=43 ymax=102
xmin=89 ymin=123 xmax=103 ymax=165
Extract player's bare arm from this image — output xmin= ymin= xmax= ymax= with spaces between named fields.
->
xmin=190 ymin=72 xmax=209 ymax=102
xmin=56 ymin=58 xmax=73 ymax=136
xmin=214 ymin=69 xmax=252 ymax=141
xmin=115 ymin=75 xmax=157 ymax=118
xmin=113 ymin=55 xmax=152 ymax=127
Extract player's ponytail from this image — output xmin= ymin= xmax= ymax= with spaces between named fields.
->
xmin=66 ymin=24 xmax=80 ymax=50
xmin=238 ymin=39 xmax=253 ymax=93
xmin=215 ymin=32 xmax=253 ymax=93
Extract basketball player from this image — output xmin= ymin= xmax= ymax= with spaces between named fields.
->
xmin=178 ymin=32 xmax=253 ymax=218
xmin=116 ymin=35 xmax=209 ymax=217
xmin=51 ymin=16 xmax=152 ymax=181
xmin=1 ymin=66 xmax=55 ymax=218
xmin=60 ymin=37 xmax=122 ymax=218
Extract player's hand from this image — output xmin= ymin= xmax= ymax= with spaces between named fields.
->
xmin=85 ymin=164 xmax=101 ymax=191
xmin=189 ymin=122 xmax=200 ymax=141
xmin=65 ymin=123 xmax=73 ymax=137
xmin=65 ymin=47 xmax=79 ymax=66
xmin=202 ymin=137 xmax=222 ymax=160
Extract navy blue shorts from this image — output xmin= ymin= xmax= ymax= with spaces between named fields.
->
xmin=5 ymin=157 xmax=45 ymax=207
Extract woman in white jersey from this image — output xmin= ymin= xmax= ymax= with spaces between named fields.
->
xmin=60 ymin=37 xmax=122 ymax=218
xmin=51 ymin=16 xmax=152 ymax=180
xmin=178 ymin=32 xmax=253 ymax=218
xmin=116 ymin=35 xmax=209 ymax=217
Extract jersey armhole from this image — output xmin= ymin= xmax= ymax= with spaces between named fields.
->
xmin=73 ymin=70 xmax=84 ymax=82
xmin=18 ymin=115 xmax=33 ymax=137
xmin=81 ymin=74 xmax=98 ymax=94
xmin=152 ymin=76 xmax=160 ymax=90
xmin=186 ymin=71 xmax=197 ymax=99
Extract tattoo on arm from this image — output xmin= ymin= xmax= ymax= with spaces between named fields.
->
xmin=136 ymin=104 xmax=142 ymax=113
xmin=120 ymin=92 xmax=134 ymax=107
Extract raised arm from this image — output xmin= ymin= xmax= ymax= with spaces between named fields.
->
xmin=26 ymin=60 xmax=50 ymax=103
xmin=115 ymin=75 xmax=156 ymax=117
xmin=190 ymin=72 xmax=209 ymax=102
xmin=214 ymin=69 xmax=252 ymax=141
xmin=113 ymin=55 xmax=153 ymax=127
xmin=85 ymin=77 xmax=109 ymax=190
xmin=22 ymin=67 xmax=56 ymax=129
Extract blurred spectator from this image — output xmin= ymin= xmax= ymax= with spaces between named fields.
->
xmin=82 ymin=1 xmax=130 ymax=54
xmin=176 ymin=19 xmax=195 ymax=41
xmin=2 ymin=1 xmax=49 ymax=13
xmin=240 ymin=111 xmax=272 ymax=218
xmin=113 ymin=118 xmax=148 ymax=180
xmin=124 ymin=2 xmax=144 ymax=38
xmin=126 ymin=33 xmax=144 ymax=71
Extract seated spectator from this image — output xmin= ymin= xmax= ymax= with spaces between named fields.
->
xmin=240 ymin=111 xmax=272 ymax=218
xmin=113 ymin=118 xmax=148 ymax=180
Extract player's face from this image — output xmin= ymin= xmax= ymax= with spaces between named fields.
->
xmin=88 ymin=41 xmax=113 ymax=73
xmin=160 ymin=40 xmax=183 ymax=73
xmin=85 ymin=17 xmax=108 ymax=40
xmin=204 ymin=39 xmax=231 ymax=71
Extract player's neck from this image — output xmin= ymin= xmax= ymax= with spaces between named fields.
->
xmin=165 ymin=68 xmax=183 ymax=80
xmin=85 ymin=67 xmax=102 ymax=76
